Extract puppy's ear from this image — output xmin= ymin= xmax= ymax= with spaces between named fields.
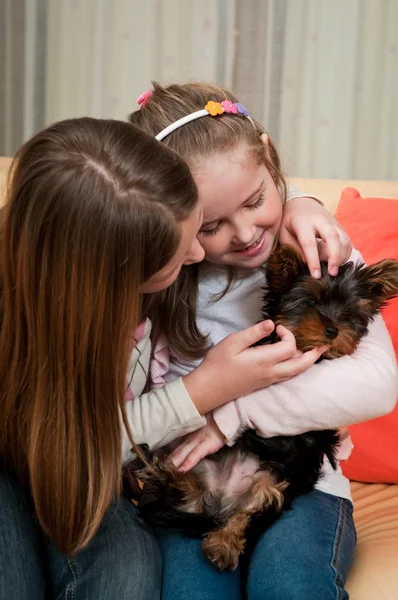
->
xmin=267 ymin=244 xmax=308 ymax=293
xmin=359 ymin=259 xmax=398 ymax=309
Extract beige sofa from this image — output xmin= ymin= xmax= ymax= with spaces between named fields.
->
xmin=1 ymin=157 xmax=398 ymax=599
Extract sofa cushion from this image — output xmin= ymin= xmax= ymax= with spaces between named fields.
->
xmin=347 ymin=482 xmax=398 ymax=600
xmin=335 ymin=188 xmax=398 ymax=483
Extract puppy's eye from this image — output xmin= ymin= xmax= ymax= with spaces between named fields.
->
xmin=308 ymin=299 xmax=317 ymax=306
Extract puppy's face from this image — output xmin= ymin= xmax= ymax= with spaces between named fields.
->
xmin=267 ymin=245 xmax=398 ymax=359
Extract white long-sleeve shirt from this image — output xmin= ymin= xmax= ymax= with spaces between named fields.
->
xmin=122 ymin=319 xmax=206 ymax=464
xmin=165 ymin=248 xmax=398 ymax=501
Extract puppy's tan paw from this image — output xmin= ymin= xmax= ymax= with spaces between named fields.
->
xmin=202 ymin=530 xmax=245 ymax=572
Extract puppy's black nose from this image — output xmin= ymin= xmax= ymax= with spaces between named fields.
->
xmin=325 ymin=326 xmax=338 ymax=340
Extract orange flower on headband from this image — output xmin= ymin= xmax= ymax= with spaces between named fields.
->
xmin=205 ymin=101 xmax=223 ymax=116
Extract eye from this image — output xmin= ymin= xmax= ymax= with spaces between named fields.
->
xmin=200 ymin=222 xmax=222 ymax=236
xmin=308 ymin=298 xmax=317 ymax=306
xmin=246 ymin=193 xmax=265 ymax=210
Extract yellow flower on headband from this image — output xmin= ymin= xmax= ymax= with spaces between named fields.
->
xmin=205 ymin=101 xmax=223 ymax=116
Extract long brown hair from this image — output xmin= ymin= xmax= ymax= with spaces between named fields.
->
xmin=129 ymin=81 xmax=288 ymax=359
xmin=0 ymin=117 xmax=197 ymax=554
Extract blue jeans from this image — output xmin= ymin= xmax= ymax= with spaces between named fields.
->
xmin=0 ymin=470 xmax=161 ymax=599
xmin=157 ymin=490 xmax=356 ymax=600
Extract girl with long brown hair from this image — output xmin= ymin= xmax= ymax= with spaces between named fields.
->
xmin=0 ymin=117 xmax=312 ymax=599
xmin=129 ymin=82 xmax=396 ymax=600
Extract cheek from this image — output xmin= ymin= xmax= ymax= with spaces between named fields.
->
xmin=198 ymin=234 xmax=227 ymax=258
xmin=255 ymin=190 xmax=283 ymax=231
xmin=266 ymin=194 xmax=283 ymax=228
xmin=161 ymin=268 xmax=182 ymax=289
xmin=140 ymin=268 xmax=182 ymax=294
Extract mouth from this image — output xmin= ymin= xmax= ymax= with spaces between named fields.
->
xmin=233 ymin=233 xmax=265 ymax=258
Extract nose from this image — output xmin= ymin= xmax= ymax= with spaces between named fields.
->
xmin=232 ymin=217 xmax=257 ymax=247
xmin=325 ymin=326 xmax=339 ymax=340
xmin=184 ymin=237 xmax=205 ymax=266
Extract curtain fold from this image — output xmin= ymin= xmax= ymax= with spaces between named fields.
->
xmin=1 ymin=0 xmax=397 ymax=180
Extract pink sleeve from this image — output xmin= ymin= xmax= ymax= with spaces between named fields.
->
xmin=214 ymin=249 xmax=398 ymax=442
xmin=150 ymin=333 xmax=170 ymax=389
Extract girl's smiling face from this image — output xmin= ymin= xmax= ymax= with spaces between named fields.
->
xmin=195 ymin=138 xmax=283 ymax=270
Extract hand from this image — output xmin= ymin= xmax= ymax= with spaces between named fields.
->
xmin=183 ymin=320 xmax=327 ymax=415
xmin=170 ymin=414 xmax=225 ymax=472
xmin=280 ymin=196 xmax=352 ymax=278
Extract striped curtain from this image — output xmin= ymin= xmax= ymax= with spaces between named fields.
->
xmin=0 ymin=0 xmax=234 ymax=155
xmin=1 ymin=0 xmax=397 ymax=180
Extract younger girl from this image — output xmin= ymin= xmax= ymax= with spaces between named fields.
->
xmin=0 ymin=117 xmax=322 ymax=600
xmin=130 ymin=83 xmax=397 ymax=600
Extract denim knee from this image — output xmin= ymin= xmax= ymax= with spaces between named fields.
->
xmin=47 ymin=496 xmax=162 ymax=600
xmin=246 ymin=492 xmax=355 ymax=600
xmin=248 ymin=574 xmax=342 ymax=600
xmin=157 ymin=530 xmax=241 ymax=600
xmin=0 ymin=470 xmax=46 ymax=600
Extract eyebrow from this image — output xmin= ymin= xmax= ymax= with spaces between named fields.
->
xmin=202 ymin=180 xmax=265 ymax=227
xmin=245 ymin=180 xmax=264 ymax=203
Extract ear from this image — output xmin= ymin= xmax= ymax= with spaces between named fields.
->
xmin=360 ymin=259 xmax=398 ymax=307
xmin=260 ymin=133 xmax=272 ymax=163
xmin=267 ymin=244 xmax=308 ymax=293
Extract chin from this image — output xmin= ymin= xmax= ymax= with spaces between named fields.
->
xmin=238 ymin=249 xmax=272 ymax=270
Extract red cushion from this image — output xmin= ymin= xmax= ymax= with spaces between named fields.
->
xmin=335 ymin=187 xmax=398 ymax=483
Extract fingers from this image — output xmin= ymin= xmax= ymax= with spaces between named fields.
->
xmin=280 ymin=200 xmax=353 ymax=278
xmin=294 ymin=345 xmax=328 ymax=369
xmin=294 ymin=220 xmax=344 ymax=277
xmin=169 ymin=430 xmax=225 ymax=472
xmin=314 ymin=224 xmax=342 ymax=276
xmin=337 ymin=230 xmax=352 ymax=264
xmin=293 ymin=225 xmax=323 ymax=279
xmin=253 ymin=325 xmax=297 ymax=363
xmin=169 ymin=435 xmax=203 ymax=469
xmin=178 ymin=444 xmax=212 ymax=473
xmin=275 ymin=345 xmax=327 ymax=381
xmin=228 ymin=319 xmax=275 ymax=352
xmin=313 ymin=220 xmax=352 ymax=275
xmin=275 ymin=324 xmax=296 ymax=344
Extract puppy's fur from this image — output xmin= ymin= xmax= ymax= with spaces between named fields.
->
xmin=133 ymin=245 xmax=398 ymax=571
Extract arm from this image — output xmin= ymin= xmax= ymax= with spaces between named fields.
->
xmin=122 ymin=319 xmax=322 ymax=461
xmin=169 ymin=307 xmax=397 ymax=471
xmin=214 ymin=312 xmax=397 ymax=442
xmin=286 ymin=183 xmax=324 ymax=205
xmin=215 ymin=248 xmax=397 ymax=441
xmin=122 ymin=377 xmax=207 ymax=461
xmin=150 ymin=333 xmax=170 ymax=389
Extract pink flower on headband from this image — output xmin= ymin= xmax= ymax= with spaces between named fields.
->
xmin=137 ymin=90 xmax=152 ymax=106
xmin=235 ymin=102 xmax=249 ymax=117
xmin=205 ymin=100 xmax=223 ymax=116
xmin=221 ymin=100 xmax=238 ymax=114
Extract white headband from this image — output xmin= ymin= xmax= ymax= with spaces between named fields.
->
xmin=155 ymin=109 xmax=209 ymax=141
xmin=150 ymin=100 xmax=254 ymax=141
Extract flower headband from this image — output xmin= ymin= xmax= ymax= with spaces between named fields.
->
xmin=136 ymin=91 xmax=253 ymax=141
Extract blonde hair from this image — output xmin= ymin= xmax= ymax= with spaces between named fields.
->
xmin=129 ymin=81 xmax=288 ymax=358
xmin=0 ymin=117 xmax=198 ymax=554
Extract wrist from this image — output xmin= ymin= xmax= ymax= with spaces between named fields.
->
xmin=183 ymin=364 xmax=230 ymax=414
xmin=213 ymin=402 xmax=242 ymax=445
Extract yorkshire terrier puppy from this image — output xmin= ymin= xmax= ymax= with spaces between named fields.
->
xmin=133 ymin=245 xmax=398 ymax=571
